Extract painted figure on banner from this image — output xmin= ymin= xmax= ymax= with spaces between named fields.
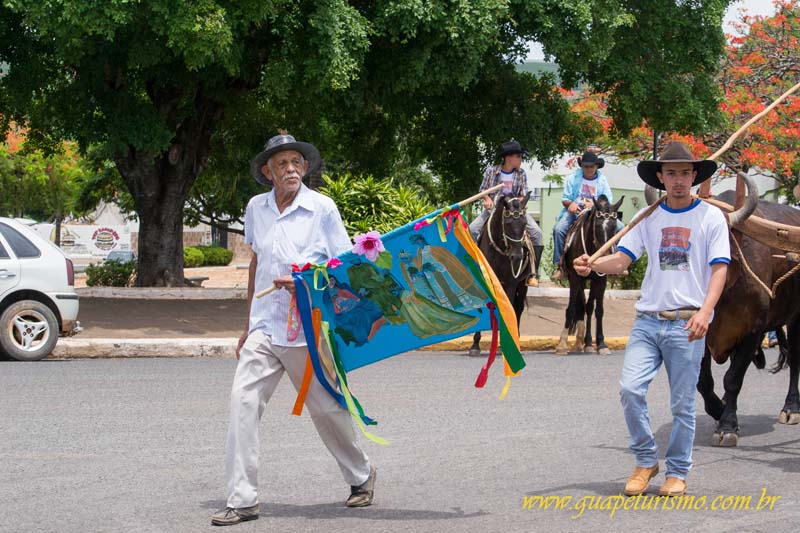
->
xmin=407 ymin=234 xmax=487 ymax=311
xmin=346 ymin=262 xmax=405 ymax=325
xmin=394 ymin=251 xmax=480 ymax=338
xmin=323 ymin=275 xmax=386 ymax=346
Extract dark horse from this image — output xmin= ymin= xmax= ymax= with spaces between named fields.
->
xmin=697 ymin=189 xmax=800 ymax=446
xmin=468 ymin=192 xmax=532 ymax=356
xmin=556 ymin=194 xmax=624 ymax=355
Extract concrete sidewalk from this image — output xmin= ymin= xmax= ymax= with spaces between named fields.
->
xmin=51 ymin=296 xmax=637 ymax=358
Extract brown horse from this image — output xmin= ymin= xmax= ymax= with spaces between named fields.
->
xmin=556 ymin=194 xmax=624 ymax=355
xmin=468 ymin=193 xmax=533 ymax=356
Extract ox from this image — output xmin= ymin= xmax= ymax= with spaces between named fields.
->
xmin=696 ymin=187 xmax=800 ymax=446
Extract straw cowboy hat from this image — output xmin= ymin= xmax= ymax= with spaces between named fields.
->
xmin=250 ymin=134 xmax=321 ymax=186
xmin=637 ymin=141 xmax=717 ymax=191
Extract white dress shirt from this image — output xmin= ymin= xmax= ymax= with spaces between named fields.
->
xmin=244 ymin=184 xmax=352 ymax=346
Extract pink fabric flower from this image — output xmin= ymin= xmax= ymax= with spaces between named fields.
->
xmin=327 ymin=258 xmax=343 ymax=269
xmin=352 ymin=231 xmax=385 ymax=262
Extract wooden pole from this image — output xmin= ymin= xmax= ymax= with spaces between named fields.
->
xmin=456 ymin=183 xmax=504 ymax=208
xmin=587 ymin=80 xmax=800 ymax=265
xmin=255 ymin=284 xmax=278 ymax=299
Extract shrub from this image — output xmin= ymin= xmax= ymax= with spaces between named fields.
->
xmin=197 ymin=245 xmax=233 ymax=266
xmin=183 ymin=246 xmax=205 ymax=268
xmin=609 ymin=252 xmax=648 ymax=290
xmin=85 ymin=260 xmax=136 ymax=287
xmin=320 ymin=173 xmax=436 ymax=235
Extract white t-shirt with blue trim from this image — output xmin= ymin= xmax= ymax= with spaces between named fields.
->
xmin=618 ymin=199 xmax=730 ymax=313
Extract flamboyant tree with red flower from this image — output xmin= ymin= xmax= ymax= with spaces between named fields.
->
xmin=570 ymin=0 xmax=800 ymax=202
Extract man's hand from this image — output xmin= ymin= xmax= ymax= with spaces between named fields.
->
xmin=568 ymin=201 xmax=581 ymax=214
xmin=273 ymin=275 xmax=296 ymax=294
xmin=685 ymin=308 xmax=712 ymax=342
xmin=483 ymin=196 xmax=494 ymax=210
xmin=236 ymin=331 xmax=248 ymax=360
xmin=573 ymin=254 xmax=592 ymax=277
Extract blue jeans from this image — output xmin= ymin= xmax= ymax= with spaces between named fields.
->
xmin=619 ymin=313 xmax=705 ymax=480
xmin=552 ymin=213 xmax=577 ymax=266
xmin=552 ymin=213 xmax=625 ymax=266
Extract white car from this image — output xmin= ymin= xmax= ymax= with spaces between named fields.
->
xmin=0 ymin=218 xmax=81 ymax=361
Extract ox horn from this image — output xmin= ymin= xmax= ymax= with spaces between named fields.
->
xmin=727 ymin=172 xmax=759 ymax=227
xmin=644 ymin=185 xmax=660 ymax=206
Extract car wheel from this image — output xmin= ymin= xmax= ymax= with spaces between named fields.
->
xmin=0 ymin=300 xmax=59 ymax=361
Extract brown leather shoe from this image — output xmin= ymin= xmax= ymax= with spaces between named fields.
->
xmin=211 ymin=504 xmax=259 ymax=526
xmin=624 ymin=464 xmax=659 ymax=496
xmin=658 ymin=477 xmax=687 ymax=496
xmin=526 ymin=276 xmax=539 ymax=288
xmin=346 ymin=465 xmax=376 ymax=507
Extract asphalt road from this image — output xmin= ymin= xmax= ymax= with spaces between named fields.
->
xmin=1 ymin=350 xmax=798 ymax=532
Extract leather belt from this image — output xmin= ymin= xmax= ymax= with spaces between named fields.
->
xmin=640 ymin=309 xmax=699 ymax=321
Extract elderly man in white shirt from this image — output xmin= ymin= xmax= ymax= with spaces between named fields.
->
xmin=211 ymin=134 xmax=376 ymax=527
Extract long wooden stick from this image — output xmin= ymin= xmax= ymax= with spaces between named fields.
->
xmin=457 ymin=183 xmax=504 ymax=208
xmin=255 ymin=284 xmax=278 ymax=299
xmin=710 ymin=79 xmax=800 ymax=161
xmin=587 ymin=81 xmax=800 ymax=265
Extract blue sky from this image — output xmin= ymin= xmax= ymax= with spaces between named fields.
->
xmin=526 ymin=0 xmax=779 ymax=61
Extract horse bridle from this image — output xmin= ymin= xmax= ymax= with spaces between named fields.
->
xmin=577 ymin=209 xmax=619 ymax=276
xmin=486 ymin=202 xmax=530 ymax=279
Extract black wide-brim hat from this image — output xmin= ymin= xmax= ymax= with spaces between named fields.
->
xmin=499 ymin=139 xmax=528 ymax=158
xmin=250 ymin=134 xmax=321 ymax=186
xmin=637 ymin=141 xmax=717 ymax=191
xmin=577 ymin=151 xmax=605 ymax=169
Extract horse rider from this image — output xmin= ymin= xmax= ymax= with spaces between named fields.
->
xmin=551 ymin=150 xmax=622 ymax=280
xmin=211 ymin=134 xmax=376 ymax=526
xmin=469 ymin=139 xmax=544 ymax=287
xmin=573 ymin=141 xmax=730 ymax=498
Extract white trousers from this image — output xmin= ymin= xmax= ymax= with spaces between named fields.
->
xmin=225 ymin=329 xmax=371 ymax=508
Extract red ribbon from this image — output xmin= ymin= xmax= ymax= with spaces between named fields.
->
xmin=292 ymin=262 xmax=312 ymax=273
xmin=474 ymin=302 xmax=499 ymax=388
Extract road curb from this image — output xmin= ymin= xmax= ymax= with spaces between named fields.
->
xmin=51 ymin=338 xmax=237 ymax=359
xmin=76 ymin=287 xmax=247 ymax=299
xmin=51 ymin=335 xmax=629 ymax=359
xmin=75 ymin=286 xmax=641 ymax=300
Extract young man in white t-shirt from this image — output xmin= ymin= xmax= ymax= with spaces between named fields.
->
xmin=573 ymin=142 xmax=730 ymax=497
xmin=469 ymin=139 xmax=544 ymax=286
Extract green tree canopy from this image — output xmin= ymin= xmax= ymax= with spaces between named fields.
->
xmin=1 ymin=0 xmax=732 ymax=285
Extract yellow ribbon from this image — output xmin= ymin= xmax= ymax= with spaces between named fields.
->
xmin=453 ymin=217 xmax=522 ymax=398
xmin=320 ymin=322 xmax=388 ymax=445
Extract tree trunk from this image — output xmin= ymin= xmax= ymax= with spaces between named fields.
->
xmin=115 ymin=96 xmax=221 ymax=287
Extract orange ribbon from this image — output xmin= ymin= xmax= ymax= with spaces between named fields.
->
xmin=292 ymin=307 xmax=322 ymax=416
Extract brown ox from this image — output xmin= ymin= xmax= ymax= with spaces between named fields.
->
xmin=694 ymin=189 xmax=800 ymax=446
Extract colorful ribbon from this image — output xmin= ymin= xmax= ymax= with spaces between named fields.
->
xmin=413 ymin=205 xmax=462 ymax=242
xmin=291 ymin=273 xmax=375 ymax=425
xmin=291 ymin=307 xmax=321 ymax=416
xmin=474 ymin=302 xmax=499 ymax=388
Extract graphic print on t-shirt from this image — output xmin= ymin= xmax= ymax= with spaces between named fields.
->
xmin=579 ymin=180 xmax=597 ymax=200
xmin=501 ymin=172 xmax=514 ymax=193
xmin=659 ymin=227 xmax=692 ymax=271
